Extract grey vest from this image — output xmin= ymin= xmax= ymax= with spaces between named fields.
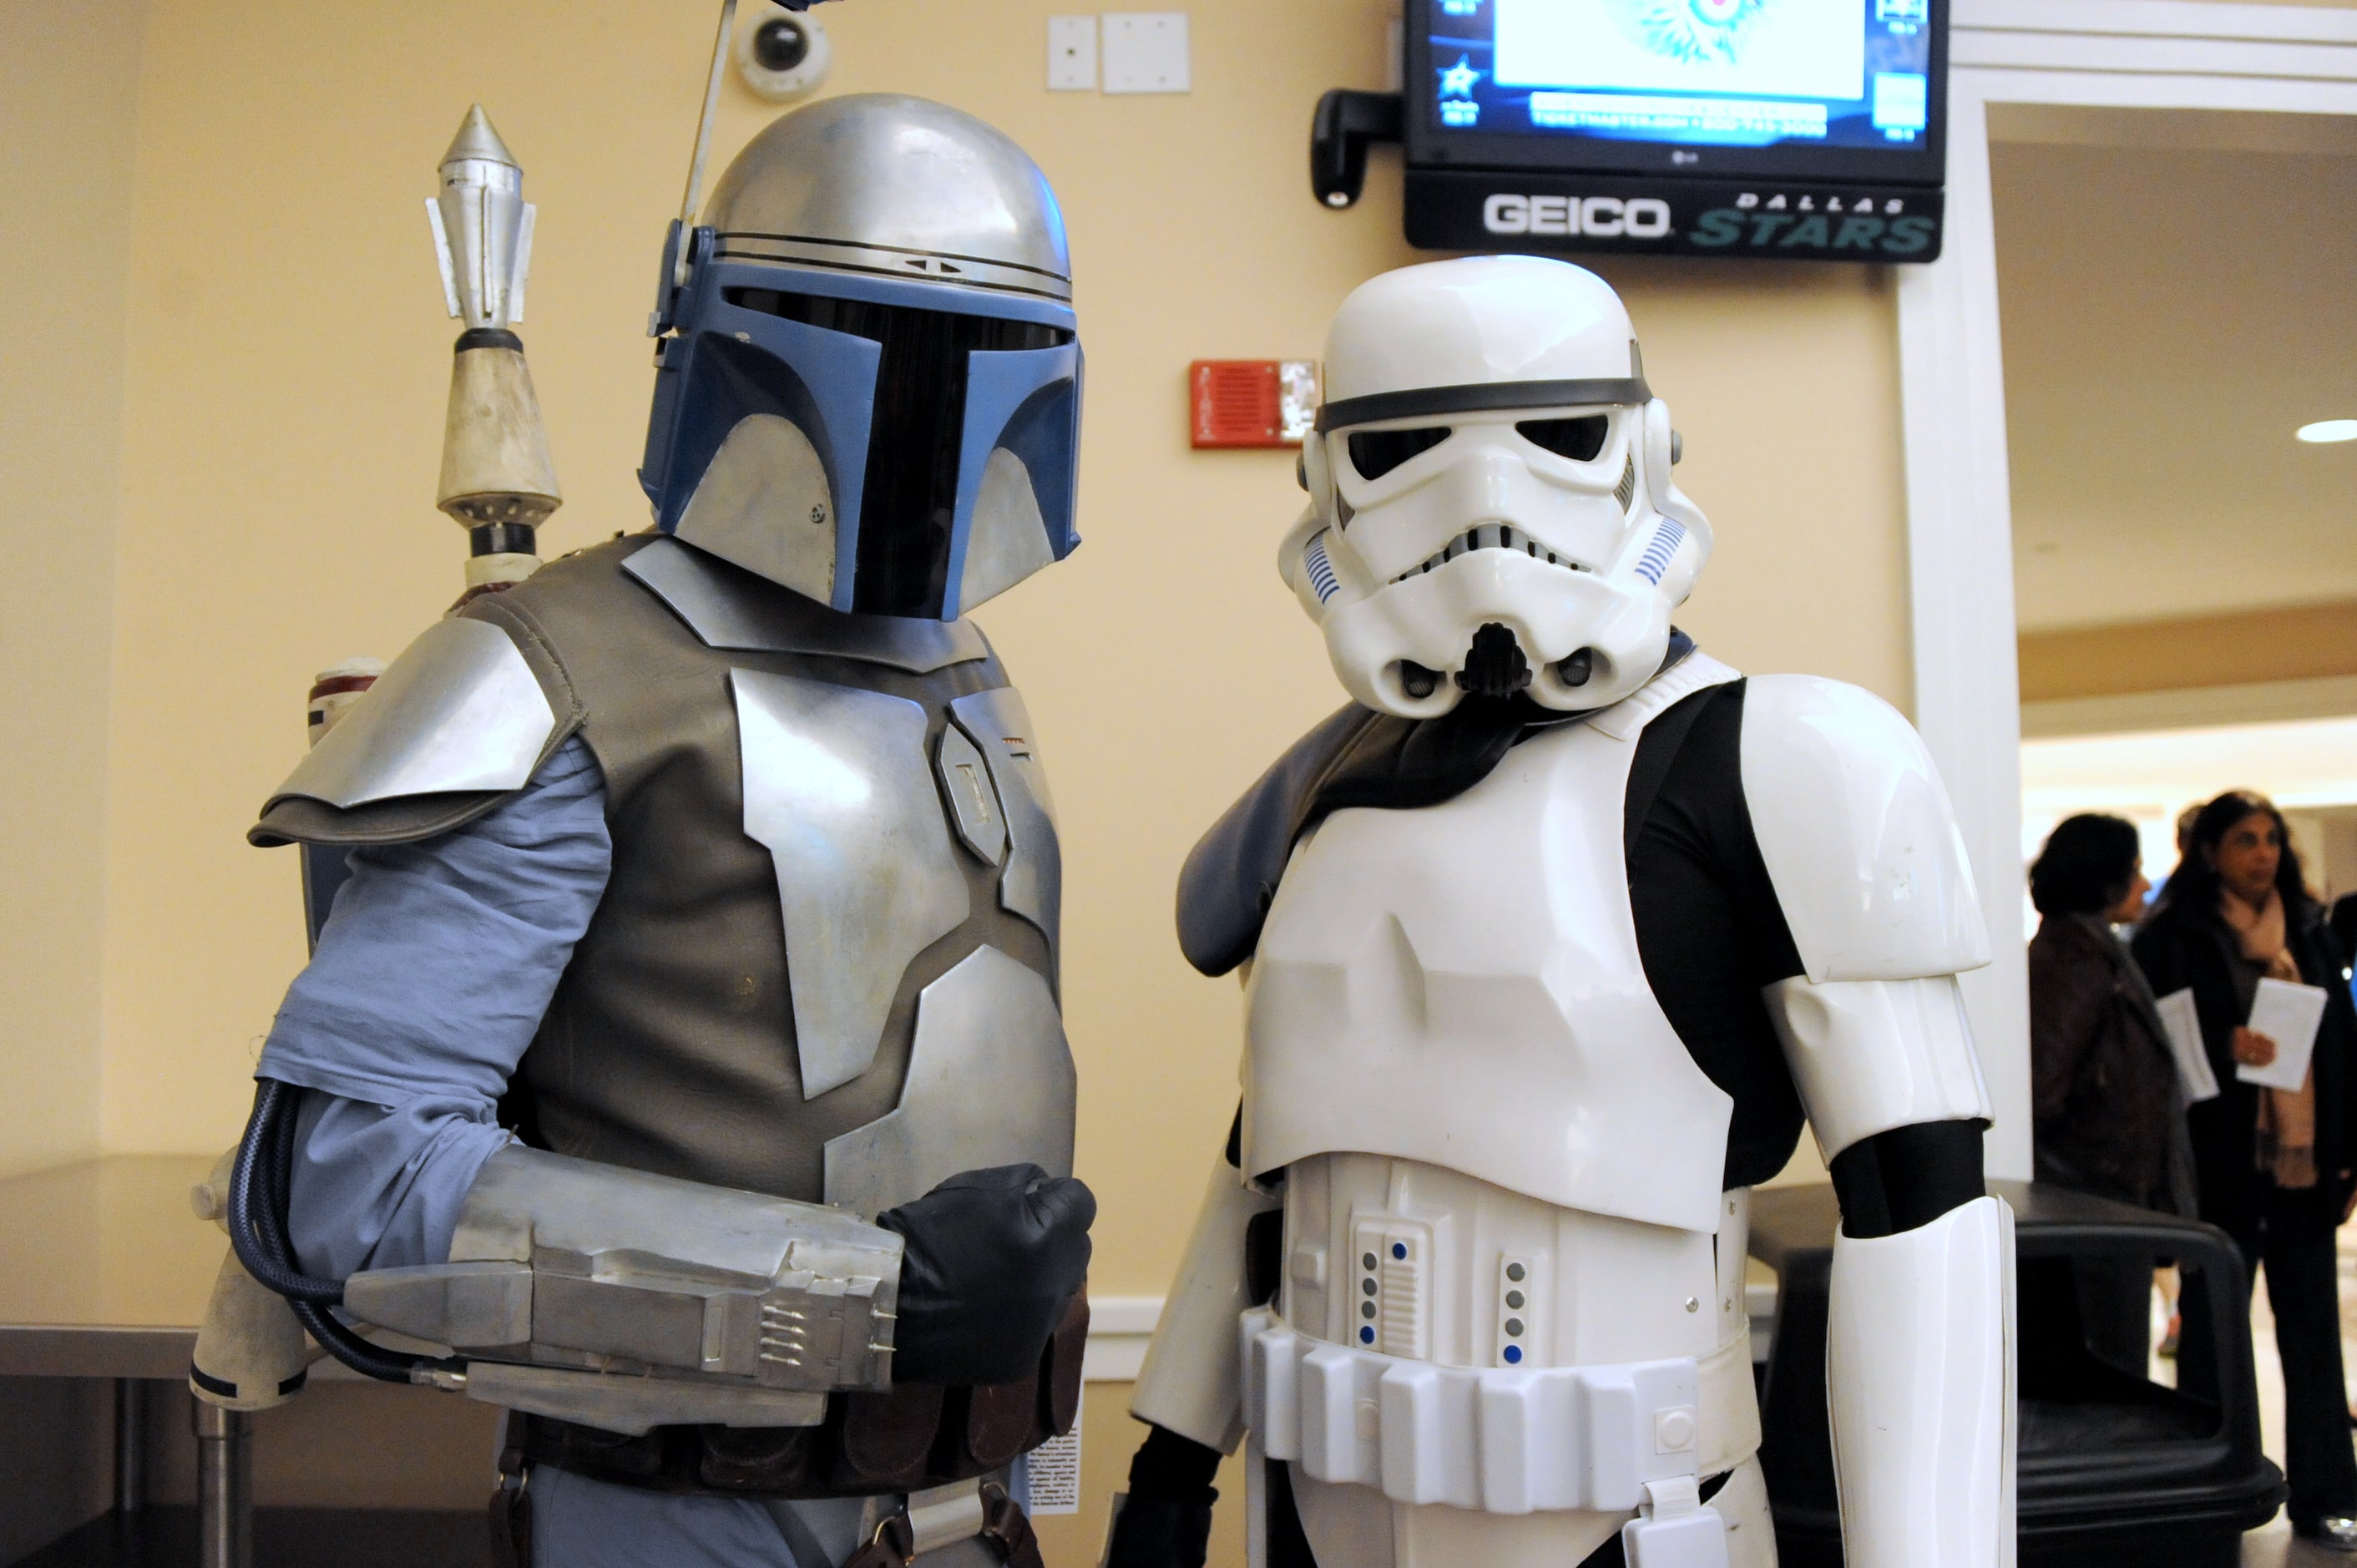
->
xmin=258 ymin=533 xmax=1074 ymax=1217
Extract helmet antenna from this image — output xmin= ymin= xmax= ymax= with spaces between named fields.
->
xmin=676 ymin=0 xmax=740 ymax=286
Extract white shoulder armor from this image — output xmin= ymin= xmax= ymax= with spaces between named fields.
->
xmin=1739 ymin=675 xmax=1990 ymax=983
xmin=268 ymin=616 xmax=559 ymax=812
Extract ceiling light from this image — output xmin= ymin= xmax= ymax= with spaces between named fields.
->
xmin=2297 ymin=419 xmax=2357 ymax=443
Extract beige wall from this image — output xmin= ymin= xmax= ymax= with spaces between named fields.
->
xmin=0 ymin=1 xmax=1912 ymax=1557
xmin=92 ymin=2 xmax=1906 ymax=1303
xmin=0 ymin=2 xmax=146 ymax=1179
xmin=0 ymin=2 xmax=144 ymax=1524
xmin=2021 ymin=600 xmax=2357 ymax=702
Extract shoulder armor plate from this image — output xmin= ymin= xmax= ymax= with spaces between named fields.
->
xmin=1739 ymin=674 xmax=1991 ymax=983
xmin=270 ymin=617 xmax=559 ymax=812
xmin=624 ymin=535 xmax=989 ymax=673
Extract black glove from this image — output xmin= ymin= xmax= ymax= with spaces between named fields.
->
xmin=1105 ymin=1425 xmax=1221 ymax=1568
xmin=876 ymin=1163 xmax=1094 ymax=1385
xmin=1105 ymin=1496 xmax=1214 ymax=1568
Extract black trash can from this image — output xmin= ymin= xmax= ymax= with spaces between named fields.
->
xmin=1749 ymin=1180 xmax=2284 ymax=1567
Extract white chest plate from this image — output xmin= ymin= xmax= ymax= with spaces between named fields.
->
xmin=1243 ymin=656 xmax=1739 ymax=1235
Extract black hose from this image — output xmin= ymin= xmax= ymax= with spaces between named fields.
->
xmin=226 ymin=1081 xmax=341 ymax=1304
xmin=288 ymin=1297 xmax=448 ymax=1384
xmin=229 ymin=1080 xmax=463 ymax=1385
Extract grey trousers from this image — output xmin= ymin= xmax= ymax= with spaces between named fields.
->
xmin=530 ymin=1467 xmax=1004 ymax=1568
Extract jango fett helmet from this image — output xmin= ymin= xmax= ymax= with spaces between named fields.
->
xmin=640 ymin=94 xmax=1082 ymax=620
xmin=1281 ymin=256 xmax=1711 ymax=717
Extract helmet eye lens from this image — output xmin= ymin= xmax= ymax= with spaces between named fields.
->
xmin=1347 ymin=426 xmax=1451 ymax=482
xmin=1515 ymin=416 xmax=1610 ymax=463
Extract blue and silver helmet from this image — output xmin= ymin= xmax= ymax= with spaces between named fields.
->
xmin=641 ymin=94 xmax=1081 ymax=620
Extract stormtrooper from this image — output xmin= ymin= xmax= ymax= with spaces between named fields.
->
xmin=233 ymin=94 xmax=1095 ymax=1568
xmin=1104 ymin=257 xmax=2014 ymax=1568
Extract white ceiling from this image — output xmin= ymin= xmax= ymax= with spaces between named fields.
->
xmin=1992 ymin=110 xmax=2357 ymax=634
xmin=2024 ymin=712 xmax=2357 ymax=821
xmin=2021 ymin=712 xmax=2357 ymax=906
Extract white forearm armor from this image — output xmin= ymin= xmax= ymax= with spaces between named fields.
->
xmin=1828 ymin=1194 xmax=2016 ymax=1568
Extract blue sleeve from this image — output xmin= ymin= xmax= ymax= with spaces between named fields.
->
xmin=256 ymin=735 xmax=612 ymax=1276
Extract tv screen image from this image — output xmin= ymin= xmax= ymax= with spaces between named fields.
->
xmin=1419 ymin=0 xmax=1939 ymax=173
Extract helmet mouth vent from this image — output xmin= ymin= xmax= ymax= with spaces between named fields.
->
xmin=1392 ymin=524 xmax=1585 ymax=584
xmin=1454 ymin=623 xmax=1533 ymax=700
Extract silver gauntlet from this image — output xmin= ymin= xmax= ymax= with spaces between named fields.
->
xmin=342 ymin=1146 xmax=902 ymax=1434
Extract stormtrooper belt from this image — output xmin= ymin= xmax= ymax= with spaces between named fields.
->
xmin=1240 ymin=1306 xmax=1760 ymax=1513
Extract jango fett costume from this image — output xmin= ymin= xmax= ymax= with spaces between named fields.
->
xmin=1106 ymin=259 xmax=2015 ymax=1568
xmin=230 ymin=95 xmax=1095 ymax=1568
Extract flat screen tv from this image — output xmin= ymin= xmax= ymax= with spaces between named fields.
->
xmin=1406 ymin=0 xmax=1947 ymax=187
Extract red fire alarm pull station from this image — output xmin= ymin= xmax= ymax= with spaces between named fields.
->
xmin=1190 ymin=359 xmax=1321 ymax=448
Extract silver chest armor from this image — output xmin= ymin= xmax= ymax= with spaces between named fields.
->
xmin=1242 ymin=651 xmax=1742 ymax=1237
xmin=264 ymin=534 xmax=1077 ymax=1223
xmin=635 ymin=557 xmax=1076 ymax=1221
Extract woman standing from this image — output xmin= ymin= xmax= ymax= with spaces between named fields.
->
xmin=2133 ymin=791 xmax=2357 ymax=1549
xmin=2028 ymin=816 xmax=2196 ymax=1372
xmin=2029 ymin=813 xmax=2193 ymax=1214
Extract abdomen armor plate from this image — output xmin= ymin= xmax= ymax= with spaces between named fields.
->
xmin=1242 ymin=656 xmax=1738 ymax=1236
xmin=731 ymin=668 xmax=1074 ymax=1222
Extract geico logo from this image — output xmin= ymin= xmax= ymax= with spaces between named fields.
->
xmin=1483 ymin=194 xmax=1673 ymax=240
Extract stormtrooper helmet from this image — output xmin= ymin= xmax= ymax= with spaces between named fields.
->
xmin=1282 ymin=256 xmax=1710 ymax=717
xmin=640 ymin=94 xmax=1082 ymax=620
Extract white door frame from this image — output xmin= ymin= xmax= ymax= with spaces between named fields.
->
xmin=1903 ymin=0 xmax=2357 ymax=1179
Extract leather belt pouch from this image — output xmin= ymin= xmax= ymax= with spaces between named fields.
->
xmin=524 ymin=1291 xmax=1089 ymax=1500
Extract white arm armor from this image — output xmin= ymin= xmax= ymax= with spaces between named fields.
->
xmin=342 ymin=1146 xmax=903 ymax=1435
xmin=1745 ymin=674 xmax=2012 ymax=1568
xmin=1743 ymin=673 xmax=1994 ymax=1158
xmin=1829 ymin=1197 xmax=2016 ymax=1568
xmin=1130 ymin=1146 xmax=1281 ymax=1454
xmin=1765 ymin=975 xmax=1990 ymax=1160
xmin=1738 ymin=674 xmax=1991 ymax=984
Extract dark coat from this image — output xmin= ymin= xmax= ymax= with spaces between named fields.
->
xmin=2131 ymin=894 xmax=2357 ymax=1234
xmin=2029 ymin=913 xmax=2189 ymax=1211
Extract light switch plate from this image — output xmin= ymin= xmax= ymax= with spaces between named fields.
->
xmin=1046 ymin=15 xmax=1098 ymax=91
xmin=1101 ymin=12 xmax=1191 ymax=94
